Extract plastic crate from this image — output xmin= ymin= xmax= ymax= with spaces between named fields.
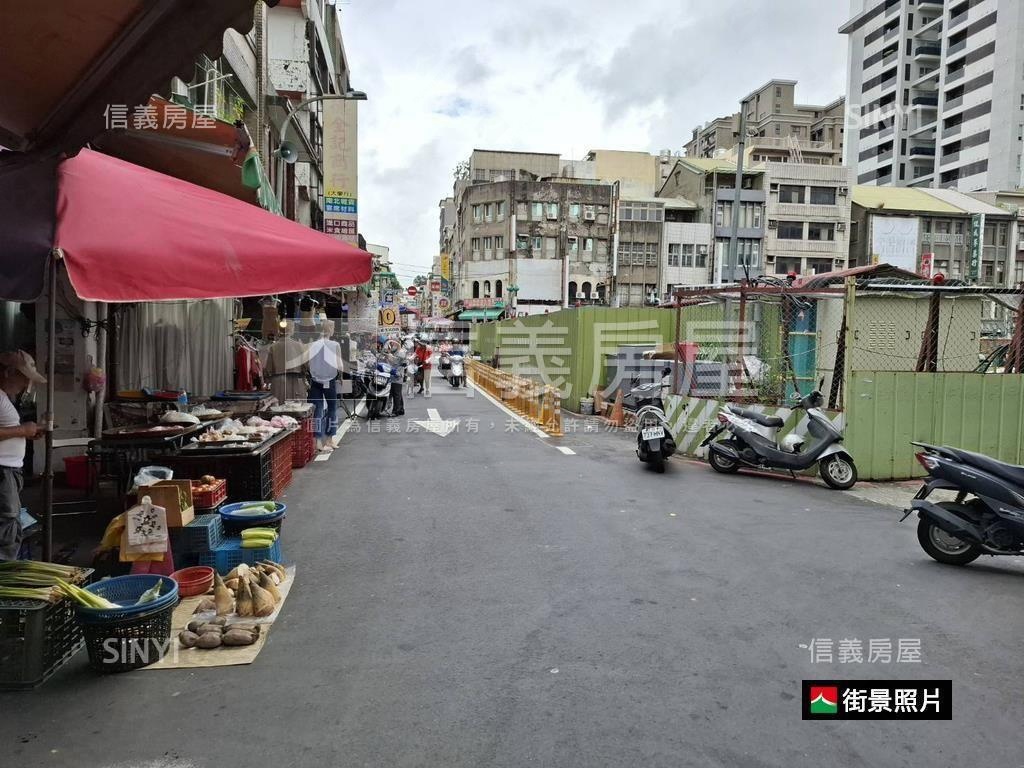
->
xmin=80 ymin=601 xmax=175 ymax=673
xmin=190 ymin=479 xmax=227 ymax=510
xmin=0 ymin=594 xmax=86 ymax=690
xmin=169 ymin=514 xmax=224 ymax=554
xmin=196 ymin=537 xmax=282 ymax=574
xmin=164 ymin=452 xmax=273 ymax=503
xmin=270 ymin=434 xmax=293 ymax=496
xmin=292 ymin=429 xmax=316 ymax=468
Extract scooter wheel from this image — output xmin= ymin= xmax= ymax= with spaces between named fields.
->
xmin=819 ymin=455 xmax=857 ymax=490
xmin=708 ymin=449 xmax=739 ymax=474
xmin=916 ymin=512 xmax=982 ymax=566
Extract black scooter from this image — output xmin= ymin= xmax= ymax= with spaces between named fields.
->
xmin=901 ymin=443 xmax=1024 ymax=565
xmin=700 ymin=382 xmax=857 ymax=489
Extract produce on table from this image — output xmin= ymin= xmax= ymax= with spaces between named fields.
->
xmin=179 ymin=630 xmax=199 ymax=648
xmin=196 ymin=632 xmax=222 ymax=649
xmin=258 ymin=571 xmax=281 ymax=603
xmin=178 ymin=620 xmax=261 ymax=649
xmin=240 ymin=527 xmax=278 ymax=549
xmin=235 ymin=579 xmax=254 ymax=617
xmin=0 ymin=561 xmax=92 ymax=602
xmin=222 ymin=629 xmax=258 ymax=646
xmin=250 ymin=579 xmax=275 ymax=617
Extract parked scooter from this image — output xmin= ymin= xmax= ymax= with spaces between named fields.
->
xmin=362 ymin=359 xmax=394 ymax=419
xmin=445 ymin=352 xmax=465 ymax=388
xmin=699 ymin=381 xmax=857 ymax=489
xmin=900 ymin=443 xmax=1024 ymax=565
xmin=635 ymin=403 xmax=677 ymax=472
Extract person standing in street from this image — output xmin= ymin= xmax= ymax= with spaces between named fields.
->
xmin=307 ymin=320 xmax=343 ymax=453
xmin=0 ymin=351 xmax=46 ymax=561
xmin=415 ymin=339 xmax=433 ymax=396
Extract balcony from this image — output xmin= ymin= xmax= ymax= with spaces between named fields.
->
xmin=942 ymin=150 xmax=960 ymax=165
xmin=942 ymin=123 xmax=962 ymax=139
xmin=883 ymin=26 xmax=900 ymax=41
xmin=946 ymin=67 xmax=965 ymax=83
xmin=949 ymin=10 xmax=968 ymax=30
xmin=914 ymin=43 xmax=942 ymax=58
xmin=909 ymin=119 xmax=938 ymax=137
xmin=913 ymin=67 xmax=940 ymax=87
xmin=912 ymin=94 xmax=939 ymax=107
xmin=947 ymin=39 xmax=968 ymax=58
xmin=918 ymin=0 xmax=943 ymax=6
xmin=909 ymin=145 xmax=936 ymax=157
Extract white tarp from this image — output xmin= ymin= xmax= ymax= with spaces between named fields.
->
xmin=870 ymin=215 xmax=919 ymax=272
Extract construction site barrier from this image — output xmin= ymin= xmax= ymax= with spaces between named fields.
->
xmin=467 ymin=359 xmax=563 ymax=437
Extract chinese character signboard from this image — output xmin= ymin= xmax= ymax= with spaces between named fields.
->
xmin=430 ymin=280 xmax=442 ymax=293
xmin=969 ymin=214 xmax=984 ymax=283
xmin=463 ymin=298 xmax=500 ymax=309
xmin=440 ymin=254 xmax=451 ymax=281
xmin=323 ymin=99 xmax=359 ymax=245
xmin=802 ymin=680 xmax=951 ymax=720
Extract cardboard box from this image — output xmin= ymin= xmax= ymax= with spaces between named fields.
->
xmin=140 ymin=479 xmax=195 ymax=528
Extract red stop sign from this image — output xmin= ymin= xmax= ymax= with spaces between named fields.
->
xmin=407 ymin=286 xmax=418 ymax=297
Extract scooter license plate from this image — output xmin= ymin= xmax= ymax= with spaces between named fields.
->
xmin=641 ymin=426 xmax=665 ymax=440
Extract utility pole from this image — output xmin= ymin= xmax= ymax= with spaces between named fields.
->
xmin=727 ymin=100 xmax=749 ymax=284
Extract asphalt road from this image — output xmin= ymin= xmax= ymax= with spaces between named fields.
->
xmin=4 ymin=372 xmax=1024 ymax=768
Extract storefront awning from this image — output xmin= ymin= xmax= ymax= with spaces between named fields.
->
xmin=459 ymin=309 xmax=504 ymax=321
xmin=0 ymin=1 xmax=278 ymax=155
xmin=92 ymin=97 xmax=281 ymax=214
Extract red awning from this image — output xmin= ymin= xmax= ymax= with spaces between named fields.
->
xmin=53 ymin=149 xmax=371 ymax=302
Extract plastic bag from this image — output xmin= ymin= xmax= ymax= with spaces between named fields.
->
xmin=132 ymin=465 xmax=173 ymax=491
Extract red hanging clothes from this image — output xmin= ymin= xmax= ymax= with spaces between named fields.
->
xmin=235 ymin=345 xmax=261 ymax=391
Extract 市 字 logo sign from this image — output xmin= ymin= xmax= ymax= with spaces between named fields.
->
xmin=809 ymin=686 xmax=838 ymax=715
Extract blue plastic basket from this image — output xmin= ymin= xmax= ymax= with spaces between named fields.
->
xmin=171 ymin=514 xmax=224 ymax=553
xmin=196 ymin=538 xmax=282 ymax=574
xmin=220 ymin=501 xmax=287 ymax=524
xmin=75 ymin=575 xmax=179 ymax=622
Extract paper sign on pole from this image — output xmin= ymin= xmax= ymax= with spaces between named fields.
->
xmin=323 ymin=99 xmax=359 ymax=245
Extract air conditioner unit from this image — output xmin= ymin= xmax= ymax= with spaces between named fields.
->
xmin=768 ymin=220 xmax=778 ymax=229
xmin=584 ymin=211 xmax=596 ymax=221
xmin=576 ymin=291 xmax=586 ymax=299
xmin=547 ymin=212 xmax=558 ymax=220
xmin=838 ymin=186 xmax=849 ymax=195
xmin=837 ymin=221 xmax=847 ymax=231
xmin=833 ymin=258 xmax=844 ymax=267
xmin=766 ymin=254 xmax=775 ymax=263
xmin=590 ymin=292 xmax=600 ymax=300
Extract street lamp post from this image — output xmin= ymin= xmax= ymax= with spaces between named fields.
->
xmin=274 ymin=90 xmax=367 ymax=164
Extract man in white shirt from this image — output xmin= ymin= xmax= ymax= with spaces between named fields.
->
xmin=0 ymin=351 xmax=46 ymax=560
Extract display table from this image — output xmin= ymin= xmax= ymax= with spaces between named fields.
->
xmin=159 ymin=427 xmax=296 ymax=502
xmin=259 ymin=404 xmax=316 ymax=468
xmin=90 ymin=423 xmax=208 ymax=494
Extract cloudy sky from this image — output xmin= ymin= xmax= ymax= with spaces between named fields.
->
xmin=342 ymin=0 xmax=851 ymax=285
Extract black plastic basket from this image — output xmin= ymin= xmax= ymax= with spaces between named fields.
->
xmin=0 ymin=595 xmax=85 ymax=690
xmin=79 ymin=599 xmax=176 ymax=673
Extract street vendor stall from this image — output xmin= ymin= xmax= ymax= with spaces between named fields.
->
xmin=0 ymin=147 xmax=372 ymax=560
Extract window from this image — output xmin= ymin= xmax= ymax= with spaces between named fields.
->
xmin=482 ymin=236 xmax=493 ymax=251
xmin=531 ymin=202 xmax=543 ymax=220
xmin=568 ymin=236 xmax=579 ymax=253
xmin=808 ymin=223 xmax=835 ymax=241
xmin=582 ymin=281 xmax=592 ymax=297
xmin=694 ymin=245 xmax=708 ymax=268
xmin=569 ymin=281 xmax=578 ymax=299
xmin=750 ymin=203 xmax=762 ymax=229
xmin=471 ymin=237 xmax=481 ymax=253
xmin=545 ymin=236 xmax=557 ymax=255
xmin=496 ymin=280 xmax=503 ymax=298
xmin=546 ymin=202 xmax=559 ymax=219
xmin=777 ymin=221 xmax=805 ymax=239
xmin=681 ymin=244 xmax=695 ymax=267
xmin=668 ymin=243 xmax=681 ymax=267
xmin=484 ymin=203 xmax=493 ymax=222
xmin=583 ymin=237 xmax=594 ymax=252
xmin=809 ymin=186 xmax=837 ymax=205
xmin=516 ymin=234 xmax=529 ymax=251
xmin=472 ymin=205 xmax=482 ymax=223
xmin=483 ymin=280 xmax=491 ymax=296
xmin=497 ymin=201 xmax=506 ymax=220
xmin=569 ymin=203 xmax=581 ymax=219
xmin=645 ymin=243 xmax=659 ymax=267
xmin=495 ymin=235 xmax=504 ymax=250
xmin=778 ymin=185 xmax=806 ymax=204
xmin=532 ymin=236 xmax=542 ymax=253
xmin=715 ymin=202 xmax=726 ymax=227
xmin=472 ymin=281 xmax=480 ymax=298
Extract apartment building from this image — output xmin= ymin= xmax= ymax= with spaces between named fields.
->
xmin=450 ymin=150 xmax=615 ymax=315
xmin=659 ymin=158 xmax=768 ymax=283
xmin=661 ymin=209 xmax=713 ymax=294
xmin=763 ymin=163 xmax=855 ymax=276
xmin=686 ymin=80 xmax=846 ymax=164
xmin=849 ymin=186 xmax=1015 ymax=286
xmin=841 ymin=0 xmax=1024 ymax=191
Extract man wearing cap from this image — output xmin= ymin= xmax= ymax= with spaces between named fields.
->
xmin=0 ymin=351 xmax=46 ymax=560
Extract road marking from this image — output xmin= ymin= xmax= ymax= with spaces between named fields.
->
xmin=413 ymin=407 xmax=461 ymax=437
xmin=556 ymin=446 xmax=576 ymax=455
xmin=468 ymin=380 xmax=549 ymax=439
xmin=314 ymin=402 xmax=362 ymax=462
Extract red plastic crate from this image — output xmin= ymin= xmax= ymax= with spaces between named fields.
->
xmin=292 ymin=429 xmax=316 ymax=468
xmin=190 ymin=478 xmax=227 ymax=510
xmin=270 ymin=433 xmax=293 ymax=495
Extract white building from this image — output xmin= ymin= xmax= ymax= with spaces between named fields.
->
xmin=841 ymin=0 xmax=1024 ymax=191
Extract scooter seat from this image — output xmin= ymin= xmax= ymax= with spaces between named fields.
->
xmin=727 ymin=404 xmax=784 ymax=428
xmin=949 ymin=448 xmax=1024 ymax=489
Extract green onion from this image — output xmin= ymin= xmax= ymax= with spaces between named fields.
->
xmin=54 ymin=579 xmax=120 ymax=610
xmin=0 ymin=586 xmax=60 ymax=603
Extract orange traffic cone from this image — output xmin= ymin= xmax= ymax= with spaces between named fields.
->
xmin=610 ymin=389 xmax=624 ymax=427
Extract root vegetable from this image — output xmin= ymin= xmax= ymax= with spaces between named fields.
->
xmin=187 ymin=619 xmax=204 ymax=633
xmin=230 ymin=623 xmax=260 ymax=635
xmin=195 ymin=598 xmax=216 ymax=613
xmin=235 ymin=579 xmax=254 ymax=617
xmin=250 ymin=580 xmax=275 ymax=617
xmin=259 ymin=572 xmax=281 ymax=603
xmin=225 ymin=577 xmax=240 ymax=592
xmin=178 ymin=630 xmax=199 ymax=648
xmin=196 ymin=623 xmax=224 ymax=635
xmin=209 ymin=616 xmax=228 ymax=626
xmin=259 ymin=561 xmax=286 ymax=582
xmin=213 ymin=572 xmax=233 ymax=616
xmin=195 ymin=632 xmax=222 ymax=649
xmin=222 ymin=629 xmax=258 ymax=646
